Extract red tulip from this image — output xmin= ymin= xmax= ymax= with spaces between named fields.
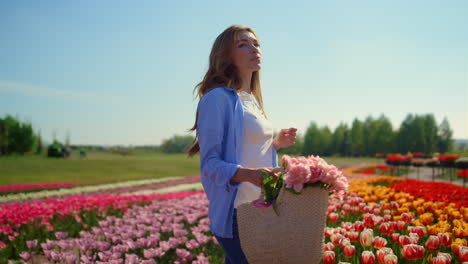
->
xmin=379 ymin=223 xmax=391 ymax=235
xmin=363 ymin=213 xmax=375 ymax=228
xmin=344 ymin=244 xmax=356 ymax=258
xmin=402 ymin=244 xmax=425 ymax=260
xmin=425 ymin=235 xmax=440 ymax=251
xmin=361 ymin=251 xmax=376 ymax=264
xmin=391 ymin=233 xmax=400 ymax=243
xmin=396 ymin=221 xmax=406 ymax=230
xmin=323 ymin=250 xmax=335 ymax=264
xmin=323 ymin=242 xmax=334 ymax=252
xmin=437 ymin=233 xmax=451 ymax=246
xmin=459 ymin=245 xmax=468 ymax=262
xmin=331 ymin=233 xmax=344 ymax=246
xmin=398 ymin=235 xmax=412 ymax=246
xmin=408 ymin=226 xmax=426 ymax=238
xmin=372 ymin=236 xmax=388 ymax=249
xmin=339 ymin=238 xmax=351 ymax=249
xmin=401 ymin=213 xmax=414 ymax=224
xmin=353 ymin=221 xmax=365 ymax=232
xmin=346 ymin=231 xmax=359 ymax=242
xmin=376 ymin=247 xmax=393 ymax=263
xmin=432 ymin=255 xmax=451 ymax=264
xmin=435 ymin=253 xmax=452 ymax=263
xmin=329 ymin=212 xmax=339 ymax=224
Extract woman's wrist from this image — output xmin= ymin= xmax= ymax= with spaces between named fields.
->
xmin=230 ymin=168 xmax=260 ymax=184
xmin=273 ymin=139 xmax=280 ymax=150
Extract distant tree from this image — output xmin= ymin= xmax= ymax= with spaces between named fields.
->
xmin=160 ymin=134 xmax=195 ymax=154
xmin=437 ymin=117 xmax=454 ymax=153
xmin=302 ymin=122 xmax=337 ymax=156
xmin=350 ymin=118 xmax=364 ymax=157
xmin=373 ymin=115 xmax=395 ymax=154
xmin=302 ymin=122 xmax=318 ymax=156
xmin=423 ymin=114 xmax=438 ymax=155
xmin=36 ymin=132 xmax=43 ymax=155
xmin=331 ymin=123 xmax=348 ymax=156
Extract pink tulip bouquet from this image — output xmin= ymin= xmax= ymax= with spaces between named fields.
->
xmin=257 ymin=155 xmax=349 ymax=206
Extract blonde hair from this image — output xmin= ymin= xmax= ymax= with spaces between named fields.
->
xmin=187 ymin=25 xmax=266 ymax=157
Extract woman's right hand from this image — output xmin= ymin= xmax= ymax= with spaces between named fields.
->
xmin=231 ymin=167 xmax=276 ymax=188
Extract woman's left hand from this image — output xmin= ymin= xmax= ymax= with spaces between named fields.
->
xmin=273 ymin=128 xmax=297 ymax=150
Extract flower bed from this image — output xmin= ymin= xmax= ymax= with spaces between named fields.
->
xmin=0 ymin=183 xmax=80 ymax=195
xmin=2 ymin=175 xmax=467 ymax=263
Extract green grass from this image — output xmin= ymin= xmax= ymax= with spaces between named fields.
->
xmin=0 ymin=150 xmax=200 ymax=186
xmin=0 ymin=152 xmax=386 ymax=186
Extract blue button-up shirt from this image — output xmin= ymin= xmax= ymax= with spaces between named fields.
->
xmin=197 ymin=86 xmax=278 ymax=238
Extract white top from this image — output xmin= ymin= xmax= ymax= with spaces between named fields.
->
xmin=234 ymin=90 xmax=274 ymax=209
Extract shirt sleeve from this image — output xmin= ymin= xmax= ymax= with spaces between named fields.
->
xmin=197 ymin=92 xmax=241 ymax=193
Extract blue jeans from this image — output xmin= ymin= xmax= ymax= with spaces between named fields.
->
xmin=214 ymin=209 xmax=249 ymax=264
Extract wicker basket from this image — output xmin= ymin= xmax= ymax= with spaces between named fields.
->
xmin=236 ymin=185 xmax=329 ymax=264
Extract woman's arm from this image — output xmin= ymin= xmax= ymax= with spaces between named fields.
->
xmin=197 ymin=91 xmax=244 ymax=192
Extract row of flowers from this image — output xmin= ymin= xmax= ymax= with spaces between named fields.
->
xmin=2 ymin=171 xmax=467 ymax=263
xmin=0 ymin=182 xmax=79 ymax=194
xmin=3 ymin=192 xmax=218 ymax=264
xmin=0 ymin=176 xmax=186 ymax=203
xmin=323 ymin=176 xmax=467 ymax=263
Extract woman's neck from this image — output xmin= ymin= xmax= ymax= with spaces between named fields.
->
xmin=238 ymin=71 xmax=252 ymax=93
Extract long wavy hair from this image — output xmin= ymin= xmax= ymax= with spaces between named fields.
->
xmin=187 ymin=25 xmax=266 ymax=157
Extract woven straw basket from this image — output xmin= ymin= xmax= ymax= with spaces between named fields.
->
xmin=237 ymin=185 xmax=329 ymax=264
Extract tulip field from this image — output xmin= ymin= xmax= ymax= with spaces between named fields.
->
xmin=1 ymin=162 xmax=467 ymax=263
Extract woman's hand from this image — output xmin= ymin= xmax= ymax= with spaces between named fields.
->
xmin=273 ymin=128 xmax=297 ymax=150
xmin=231 ymin=167 xmax=277 ymax=188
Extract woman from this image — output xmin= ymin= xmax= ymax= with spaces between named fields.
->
xmin=188 ymin=25 xmax=297 ymax=263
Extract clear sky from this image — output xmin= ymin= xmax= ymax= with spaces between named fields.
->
xmin=1 ymin=0 xmax=467 ymax=146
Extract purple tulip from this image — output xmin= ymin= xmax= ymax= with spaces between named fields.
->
xmin=26 ymin=239 xmax=38 ymax=250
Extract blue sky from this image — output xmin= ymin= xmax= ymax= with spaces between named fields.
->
xmin=1 ymin=0 xmax=467 ymax=145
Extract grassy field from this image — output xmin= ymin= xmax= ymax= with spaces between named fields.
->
xmin=0 ymin=151 xmax=384 ymax=186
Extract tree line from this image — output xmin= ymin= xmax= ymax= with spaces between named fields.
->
xmin=0 ymin=115 xmax=41 ymax=155
xmin=0 ymin=113 xmax=455 ymax=157
xmin=281 ymin=113 xmax=454 ymax=157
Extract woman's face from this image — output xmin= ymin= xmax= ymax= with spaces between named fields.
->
xmin=231 ymin=30 xmax=262 ymax=73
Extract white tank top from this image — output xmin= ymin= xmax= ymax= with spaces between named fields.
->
xmin=234 ymin=90 xmax=274 ymax=209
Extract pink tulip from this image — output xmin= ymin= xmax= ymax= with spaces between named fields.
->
xmin=402 ymin=244 xmax=425 ymax=260
xmin=361 ymin=251 xmax=376 ymax=264
xmin=323 ymin=250 xmax=335 ymax=264
xmin=284 ymin=164 xmax=310 ymax=192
